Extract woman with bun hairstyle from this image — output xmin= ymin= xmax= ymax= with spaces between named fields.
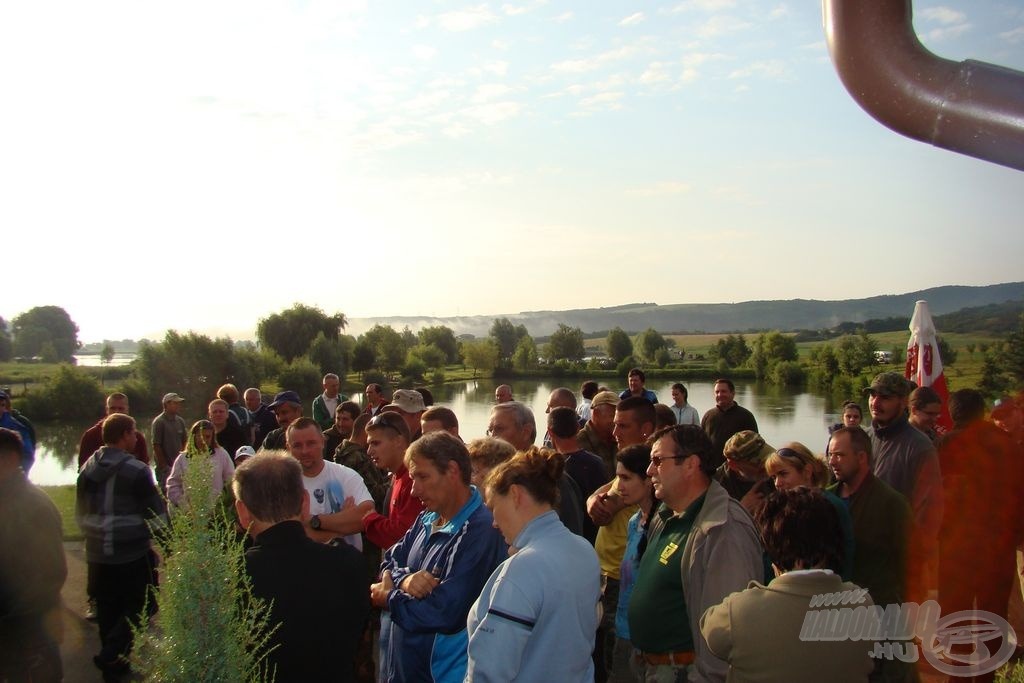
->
xmin=466 ymin=447 xmax=601 ymax=682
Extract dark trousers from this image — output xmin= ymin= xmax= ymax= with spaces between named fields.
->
xmin=93 ymin=552 xmax=158 ymax=665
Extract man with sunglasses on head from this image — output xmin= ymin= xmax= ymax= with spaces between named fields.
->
xmin=628 ymin=424 xmax=762 ymax=683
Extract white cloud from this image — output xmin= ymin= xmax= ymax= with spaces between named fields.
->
xmin=728 ymin=60 xmax=788 ymax=80
xmin=550 ymin=46 xmax=638 ymax=74
xmin=999 ymin=26 xmax=1024 ymax=44
xmin=473 ymin=83 xmax=514 ymax=102
xmin=503 ymin=0 xmax=547 ymax=16
xmin=919 ymin=7 xmax=966 ymax=25
xmin=682 ymin=52 xmax=728 ymax=67
xmin=579 ymin=91 xmax=624 ymax=110
xmin=769 ymin=4 xmax=788 ymax=19
xmin=552 ymin=11 xmax=574 ymax=23
xmin=696 ymin=15 xmax=752 ymax=38
xmin=619 ymin=12 xmax=645 ymax=27
xmin=639 ymin=62 xmax=671 ymax=84
xmin=484 ymin=60 xmax=509 ymax=76
xmin=412 ymin=44 xmax=437 ymax=60
xmin=626 ymin=181 xmax=691 ymax=196
xmin=665 ymin=0 xmax=736 ymax=13
xmin=924 ymin=24 xmax=971 ymax=41
xmin=461 ymin=101 xmax=523 ymax=124
xmin=437 ymin=5 xmax=498 ymax=32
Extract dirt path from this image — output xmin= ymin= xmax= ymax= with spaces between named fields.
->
xmin=59 ymin=541 xmax=101 ymax=682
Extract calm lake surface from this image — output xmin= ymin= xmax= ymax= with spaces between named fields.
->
xmin=28 ymin=378 xmax=849 ymax=487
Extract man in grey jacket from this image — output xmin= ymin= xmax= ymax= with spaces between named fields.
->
xmin=628 ymin=424 xmax=763 ymax=682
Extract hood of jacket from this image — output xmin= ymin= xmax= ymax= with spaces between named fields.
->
xmin=80 ymin=445 xmax=134 ymax=483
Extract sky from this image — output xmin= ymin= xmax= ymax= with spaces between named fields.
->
xmin=2 ymin=0 xmax=1023 ymax=343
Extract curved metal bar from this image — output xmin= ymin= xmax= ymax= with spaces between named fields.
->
xmin=823 ymin=0 xmax=1024 ymax=172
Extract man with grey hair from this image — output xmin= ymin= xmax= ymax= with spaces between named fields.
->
xmin=234 ymin=452 xmax=369 ymax=681
xmin=494 ymin=384 xmax=513 ymax=404
xmin=486 ymin=401 xmax=585 ymax=536
xmin=312 ymin=373 xmax=347 ymax=431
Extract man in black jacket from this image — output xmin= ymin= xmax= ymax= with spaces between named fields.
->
xmin=234 ymin=452 xmax=370 ymax=682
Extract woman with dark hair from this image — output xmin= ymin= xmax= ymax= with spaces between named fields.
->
xmin=466 ymin=447 xmax=601 ymax=682
xmin=611 ymin=444 xmax=655 ymax=682
xmin=700 ymin=488 xmax=872 ymax=682
xmin=166 ymin=419 xmax=234 ymax=507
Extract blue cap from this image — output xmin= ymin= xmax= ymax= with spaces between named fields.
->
xmin=268 ymin=390 xmax=301 ymax=409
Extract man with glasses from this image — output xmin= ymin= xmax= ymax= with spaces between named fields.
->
xmin=628 ymin=424 xmax=762 ymax=682
xmin=908 ymin=385 xmax=944 ymax=446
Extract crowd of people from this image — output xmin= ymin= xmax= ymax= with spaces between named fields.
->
xmin=1 ymin=368 xmax=1023 ymax=683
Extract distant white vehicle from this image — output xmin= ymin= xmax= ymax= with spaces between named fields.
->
xmin=874 ymin=350 xmax=893 ymax=364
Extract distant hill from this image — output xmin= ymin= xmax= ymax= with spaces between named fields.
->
xmin=346 ymin=282 xmax=1024 ymax=337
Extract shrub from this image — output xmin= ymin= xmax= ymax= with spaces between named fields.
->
xmin=771 ymin=361 xmax=807 ymax=386
xmin=133 ymin=451 xmax=275 ymax=681
xmin=276 ymin=359 xmax=322 ymax=402
xmin=20 ymin=364 xmax=104 ymax=420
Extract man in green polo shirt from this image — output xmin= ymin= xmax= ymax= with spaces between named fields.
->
xmin=628 ymin=425 xmax=763 ymax=682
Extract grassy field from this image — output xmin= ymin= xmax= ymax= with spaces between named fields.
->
xmin=42 ymin=484 xmax=81 ymax=541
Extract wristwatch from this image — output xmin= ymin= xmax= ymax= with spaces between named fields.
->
xmin=309 ymin=515 xmax=322 ymax=530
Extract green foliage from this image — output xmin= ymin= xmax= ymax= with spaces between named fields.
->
xmin=256 ymin=303 xmax=347 ymax=363
xmin=835 ymin=334 xmax=877 ymax=376
xmin=38 ymin=341 xmax=59 ymax=363
xmin=770 ymin=360 xmax=806 ymax=386
xmin=654 ymin=347 xmax=671 ymax=368
xmin=276 ymin=358 xmax=322 ymax=400
xmin=635 ymin=328 xmax=669 ymax=363
xmin=20 ymin=364 xmax=105 ymax=420
xmin=979 ymin=353 xmax=1010 ymax=397
xmin=401 ymin=356 xmax=427 ymax=383
xmin=750 ymin=331 xmax=798 ymax=379
xmin=100 ymin=342 xmax=116 ymax=365
xmin=400 ymin=326 xmax=417 ymax=351
xmin=407 ymin=344 xmax=446 ymax=370
xmin=889 ymin=347 xmax=904 ymax=367
xmin=430 ymin=369 xmax=446 ymax=385
xmin=418 ymin=326 xmax=460 ymax=365
xmin=708 ymin=334 xmax=751 ymax=368
xmin=605 ymin=327 xmax=633 ymax=363
xmin=133 ymin=454 xmax=276 ymax=682
xmin=936 ymin=336 xmax=958 ymax=366
xmin=360 ymin=371 xmax=388 ymax=390
xmin=307 ymin=332 xmax=354 ymax=376
xmin=0 ymin=317 xmax=11 ymax=362
xmin=616 ymin=355 xmax=639 ymax=376
xmin=513 ymin=336 xmax=539 ymax=372
xmin=351 ymin=340 xmax=376 ymax=373
xmin=1002 ymin=314 xmax=1024 ymax=387
xmin=12 ymin=305 xmax=80 ymax=361
xmin=135 ymin=331 xmax=261 ymax=409
xmin=489 ymin=318 xmax=529 ymax=364
xmin=362 ymin=325 xmax=406 ymax=373
xmin=547 ymin=324 xmax=585 ymax=362
xmin=462 ymin=340 xmax=499 ymax=377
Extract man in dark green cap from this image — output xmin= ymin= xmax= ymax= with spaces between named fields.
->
xmin=865 ymin=371 xmax=942 ymax=603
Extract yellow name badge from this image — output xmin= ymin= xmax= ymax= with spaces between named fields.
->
xmin=659 ymin=542 xmax=679 ymax=565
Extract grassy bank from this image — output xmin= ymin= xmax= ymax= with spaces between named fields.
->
xmin=41 ymin=484 xmax=81 ymax=541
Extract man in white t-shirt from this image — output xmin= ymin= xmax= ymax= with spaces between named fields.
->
xmin=285 ymin=417 xmax=372 ymax=550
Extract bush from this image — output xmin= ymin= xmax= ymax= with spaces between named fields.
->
xmin=276 ymin=359 xmax=322 ymax=401
xmin=615 ymin=356 xmax=639 ymax=376
xmin=430 ymin=370 xmax=446 ymax=385
xmin=133 ymin=452 xmax=275 ymax=681
xmin=360 ymin=371 xmax=389 ymax=391
xmin=20 ymin=364 xmax=105 ymax=420
xmin=771 ymin=361 xmax=807 ymax=386
xmin=400 ymin=357 xmax=427 ymax=383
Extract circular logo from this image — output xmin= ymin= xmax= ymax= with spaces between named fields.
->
xmin=922 ymin=610 xmax=1016 ymax=677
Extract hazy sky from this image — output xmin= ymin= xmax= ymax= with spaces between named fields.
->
xmin=3 ymin=0 xmax=1023 ymax=343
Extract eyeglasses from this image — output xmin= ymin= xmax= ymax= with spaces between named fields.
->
xmin=650 ymin=453 xmax=692 ymax=467
xmin=774 ymin=447 xmax=802 ymax=461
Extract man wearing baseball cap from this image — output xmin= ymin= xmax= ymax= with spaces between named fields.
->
xmin=262 ymin=391 xmax=303 ymax=450
xmin=151 ymin=393 xmax=186 ymax=494
xmin=865 ymin=371 xmax=942 ymax=603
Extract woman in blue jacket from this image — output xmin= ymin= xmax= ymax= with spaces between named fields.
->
xmin=466 ymin=447 xmax=602 ymax=682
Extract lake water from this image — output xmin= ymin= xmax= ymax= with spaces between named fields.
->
xmin=27 ymin=378 xmax=849 ymax=487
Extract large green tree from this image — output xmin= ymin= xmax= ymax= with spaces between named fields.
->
xmin=135 ymin=330 xmax=262 ymax=404
xmin=361 ymin=325 xmax=406 ymax=373
xmin=463 ymin=339 xmax=499 ymax=377
xmin=750 ymin=331 xmax=799 ymax=379
xmin=12 ymin=305 xmax=80 ymax=361
xmin=0 ymin=317 xmax=12 ymax=361
xmin=256 ymin=303 xmax=347 ymax=363
xmin=418 ymin=325 xmax=460 ymax=365
xmin=308 ymin=332 xmax=355 ymax=376
xmin=489 ymin=318 xmax=529 ymax=364
xmin=547 ymin=324 xmax=585 ymax=362
xmin=635 ymin=328 xmax=669 ymax=363
xmin=605 ymin=327 xmax=633 ymax=363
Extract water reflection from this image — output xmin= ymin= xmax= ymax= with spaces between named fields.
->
xmin=29 ymin=378 xmax=849 ymax=486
